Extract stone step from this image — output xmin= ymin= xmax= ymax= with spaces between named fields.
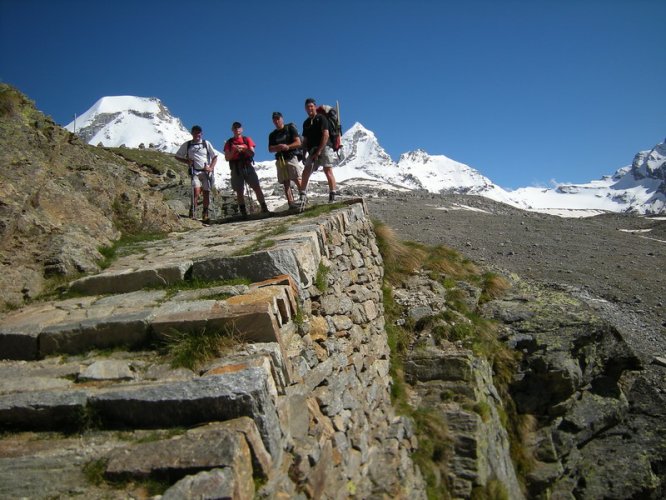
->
xmin=0 ymin=418 xmax=271 ymax=500
xmin=0 ymin=279 xmax=297 ymax=360
xmin=0 ymin=362 xmax=282 ymax=459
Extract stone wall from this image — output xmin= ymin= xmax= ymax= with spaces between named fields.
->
xmin=265 ymin=201 xmax=425 ymax=498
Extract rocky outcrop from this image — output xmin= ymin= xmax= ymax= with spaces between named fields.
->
xmin=482 ymin=279 xmax=664 ymax=499
xmin=0 ymin=84 xmax=194 ymax=310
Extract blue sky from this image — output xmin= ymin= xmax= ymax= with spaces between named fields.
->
xmin=1 ymin=0 xmax=664 ymax=189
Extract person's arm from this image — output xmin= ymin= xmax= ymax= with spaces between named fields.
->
xmin=224 ymin=140 xmax=235 ymax=162
xmin=316 ymin=129 xmax=330 ymax=156
xmin=175 ymin=143 xmax=191 ymax=165
xmin=204 ymin=141 xmax=217 ymax=171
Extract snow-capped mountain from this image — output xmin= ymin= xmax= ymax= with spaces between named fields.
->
xmin=65 ymin=96 xmax=191 ymax=153
xmin=66 ymin=95 xmax=665 ymax=216
xmin=509 ymin=141 xmax=666 ymax=215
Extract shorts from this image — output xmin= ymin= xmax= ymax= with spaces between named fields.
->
xmin=305 ymin=145 xmax=336 ymax=171
xmin=191 ymin=170 xmax=213 ymax=191
xmin=276 ymin=155 xmax=303 ymax=184
xmin=230 ymin=163 xmax=261 ymax=193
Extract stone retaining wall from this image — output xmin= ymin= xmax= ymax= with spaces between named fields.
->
xmin=267 ymin=201 xmax=425 ymax=498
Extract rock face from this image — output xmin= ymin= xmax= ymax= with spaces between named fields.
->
xmin=482 ymin=279 xmax=664 ymax=499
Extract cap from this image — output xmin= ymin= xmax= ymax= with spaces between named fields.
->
xmin=232 ymin=121 xmax=242 ymax=129
xmin=272 ymin=111 xmax=282 ymax=119
xmin=191 ymin=125 xmax=202 ymax=133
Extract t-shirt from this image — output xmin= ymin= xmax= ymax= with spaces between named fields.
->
xmin=224 ymin=135 xmax=256 ymax=164
xmin=175 ymin=140 xmax=216 ymax=170
xmin=268 ymin=123 xmax=299 ymax=159
xmin=302 ymin=114 xmax=329 ymax=151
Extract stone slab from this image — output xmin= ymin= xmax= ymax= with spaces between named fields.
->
xmin=0 ymin=390 xmax=89 ymax=431
xmin=89 ymin=367 xmax=281 ymax=458
xmin=69 ymin=261 xmax=192 ymax=295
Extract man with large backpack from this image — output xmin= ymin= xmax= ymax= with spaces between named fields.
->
xmin=224 ymin=121 xmax=269 ymax=216
xmin=268 ymin=111 xmax=303 ymax=208
xmin=301 ymin=98 xmax=338 ymax=203
xmin=175 ymin=125 xmax=218 ymax=222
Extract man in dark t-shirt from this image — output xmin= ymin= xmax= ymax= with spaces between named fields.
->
xmin=301 ymin=98 xmax=338 ymax=203
xmin=268 ymin=111 xmax=303 ymax=208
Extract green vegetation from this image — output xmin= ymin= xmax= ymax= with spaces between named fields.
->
xmin=372 ymin=218 xmax=526 ymax=497
xmin=83 ymin=458 xmax=108 ymax=486
xmin=0 ymin=84 xmax=34 ymax=119
xmin=315 ymin=262 xmax=330 ymax=291
xmin=301 ymin=201 xmax=346 ymax=218
xmin=471 ymin=479 xmax=510 ymax=500
xmin=232 ymin=222 xmax=290 ymax=256
xmin=106 ymin=146 xmax=185 ymax=177
xmin=151 ymin=277 xmax=252 ymax=300
xmin=98 ymin=231 xmax=166 ymax=269
xmin=83 ymin=457 xmax=170 ymax=495
xmin=161 ymin=325 xmax=241 ymax=371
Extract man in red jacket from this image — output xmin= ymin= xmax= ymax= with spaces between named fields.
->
xmin=224 ymin=121 xmax=268 ymax=216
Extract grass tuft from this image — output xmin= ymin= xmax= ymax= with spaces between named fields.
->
xmin=315 ymin=262 xmax=330 ymax=291
xmin=161 ymin=325 xmax=241 ymax=370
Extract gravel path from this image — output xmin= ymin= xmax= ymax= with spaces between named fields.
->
xmin=366 ymin=193 xmax=666 ymax=363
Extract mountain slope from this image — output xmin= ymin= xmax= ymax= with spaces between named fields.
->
xmin=0 ymin=85 xmax=188 ymax=310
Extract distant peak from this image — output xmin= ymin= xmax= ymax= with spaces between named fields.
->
xmin=399 ymin=149 xmax=430 ymax=161
xmin=346 ymin=122 xmax=372 ymax=135
xmin=89 ymin=96 xmax=162 ymax=115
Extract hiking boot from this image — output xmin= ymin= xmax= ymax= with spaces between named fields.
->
xmin=202 ymin=209 xmax=210 ymax=223
xmin=188 ymin=207 xmax=195 ymax=219
xmin=288 ymin=202 xmax=299 ymax=210
xmin=328 ymin=191 xmax=338 ymax=203
xmin=239 ymin=205 xmax=247 ymax=217
xmin=260 ymin=202 xmax=269 ymax=213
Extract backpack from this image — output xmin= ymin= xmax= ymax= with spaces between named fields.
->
xmin=286 ymin=122 xmax=304 ymax=162
xmin=186 ymin=140 xmax=214 ymax=164
xmin=316 ymin=104 xmax=342 ymax=152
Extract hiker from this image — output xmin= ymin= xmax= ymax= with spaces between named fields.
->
xmin=301 ymin=97 xmax=338 ymax=203
xmin=224 ymin=121 xmax=269 ymax=216
xmin=268 ymin=111 xmax=303 ymax=208
xmin=175 ymin=125 xmax=217 ymax=222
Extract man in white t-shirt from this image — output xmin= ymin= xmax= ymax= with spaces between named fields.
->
xmin=175 ymin=125 xmax=218 ymax=222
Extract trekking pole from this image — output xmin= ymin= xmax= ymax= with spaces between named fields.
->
xmin=298 ymin=158 xmax=314 ymax=213
xmin=245 ymin=182 xmax=254 ymax=214
xmin=336 ymin=100 xmax=343 ymax=161
xmin=207 ymin=170 xmax=214 ymax=222
xmin=189 ymin=164 xmax=196 ymax=219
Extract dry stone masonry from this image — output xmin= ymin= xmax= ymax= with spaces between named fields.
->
xmin=0 ymin=201 xmax=426 ymax=498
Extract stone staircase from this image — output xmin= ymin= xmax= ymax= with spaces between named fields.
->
xmin=0 ymin=201 xmax=425 ymax=499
